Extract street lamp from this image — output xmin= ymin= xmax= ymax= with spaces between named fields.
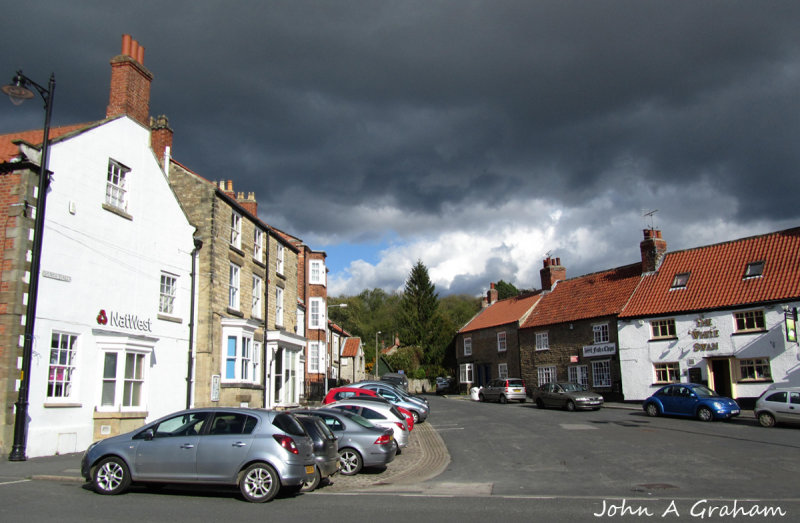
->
xmin=375 ymin=331 xmax=382 ymax=379
xmin=3 ymin=70 xmax=56 ymax=461
xmin=326 ymin=303 xmax=347 ymax=394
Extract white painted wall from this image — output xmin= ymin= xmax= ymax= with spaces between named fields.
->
xmin=619 ymin=302 xmax=800 ymax=402
xmin=25 ymin=117 xmax=196 ymax=457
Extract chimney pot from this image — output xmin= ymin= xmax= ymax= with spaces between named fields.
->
xmin=227 ymin=180 xmax=233 ymax=191
xmin=122 ymin=34 xmax=132 ymax=56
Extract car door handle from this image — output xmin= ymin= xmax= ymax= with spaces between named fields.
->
xmin=180 ymin=444 xmax=195 ymax=449
xmin=232 ymin=442 xmax=247 ymax=447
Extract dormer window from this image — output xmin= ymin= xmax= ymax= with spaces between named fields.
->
xmin=671 ymin=272 xmax=690 ymax=289
xmin=744 ymin=261 xmax=764 ymax=279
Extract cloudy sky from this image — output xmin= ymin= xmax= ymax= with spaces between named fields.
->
xmin=3 ymin=1 xmax=799 ymax=297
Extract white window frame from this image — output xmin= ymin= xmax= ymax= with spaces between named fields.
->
xmin=105 ymin=159 xmax=130 ymax=211
xmin=537 ymin=365 xmax=557 ymax=386
xmin=568 ymin=365 xmax=588 ymax=386
xmin=463 ymin=336 xmax=472 ymax=356
xmin=654 ymin=362 xmax=680 ymax=383
xmin=275 ymin=287 xmax=285 ymax=326
xmin=277 ymin=244 xmax=285 ymax=275
xmin=310 ymin=260 xmax=326 ymax=286
xmin=253 ymin=228 xmax=263 ymax=262
xmin=593 ymin=323 xmax=610 ymax=344
xmin=734 ymin=310 xmax=766 ymax=333
xmin=47 ymin=332 xmax=78 ymax=401
xmin=100 ymin=349 xmax=148 ymax=411
xmin=230 ymin=212 xmax=242 ymax=249
xmin=497 ymin=331 xmax=507 ymax=352
xmin=460 ymin=363 xmax=474 ymax=383
xmin=229 ymin=263 xmax=240 ymax=310
xmin=309 ymin=342 xmax=320 ymax=373
xmin=498 ymin=363 xmax=508 ymax=379
xmin=737 ymin=358 xmax=772 ymax=381
xmin=159 ymin=272 xmax=177 ymax=315
xmin=309 ymin=298 xmax=324 ymax=329
xmin=221 ymin=319 xmax=261 ymax=385
xmin=651 ymin=319 xmax=676 ymax=339
xmin=592 ymin=359 xmax=612 ymax=388
xmin=535 ymin=331 xmax=549 ymax=351
xmin=252 ymin=275 xmax=263 ymax=318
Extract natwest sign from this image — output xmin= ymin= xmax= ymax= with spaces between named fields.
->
xmin=96 ymin=309 xmax=153 ymax=333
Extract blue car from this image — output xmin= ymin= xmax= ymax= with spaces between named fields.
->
xmin=643 ymin=383 xmax=741 ymax=421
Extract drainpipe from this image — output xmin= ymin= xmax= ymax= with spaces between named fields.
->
xmin=186 ymin=235 xmax=202 ymax=409
xmin=262 ymin=227 xmax=272 ymax=408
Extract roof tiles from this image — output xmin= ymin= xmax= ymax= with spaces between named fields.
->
xmin=460 ymin=292 xmax=542 ymax=333
xmin=0 ymin=124 xmax=94 ymax=162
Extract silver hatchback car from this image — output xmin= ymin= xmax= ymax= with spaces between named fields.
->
xmin=479 ymin=378 xmax=527 ymax=403
xmin=754 ymin=386 xmax=800 ymax=427
xmin=81 ymin=408 xmax=315 ymax=503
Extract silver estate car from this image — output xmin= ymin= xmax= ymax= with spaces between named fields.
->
xmin=533 ymin=382 xmax=604 ymax=411
xmin=479 ymin=378 xmax=527 ymax=403
xmin=754 ymin=386 xmax=800 ymax=427
xmin=81 ymin=408 xmax=315 ymax=503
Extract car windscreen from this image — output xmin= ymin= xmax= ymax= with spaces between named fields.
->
xmin=272 ymin=412 xmax=307 ymax=436
xmin=693 ymin=385 xmax=719 ymax=398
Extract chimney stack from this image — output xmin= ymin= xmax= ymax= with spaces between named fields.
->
xmin=487 ymin=282 xmax=499 ymax=306
xmin=238 ymin=191 xmax=258 ymax=216
xmin=640 ymin=229 xmax=667 ymax=273
xmin=540 ymin=257 xmax=566 ymax=291
xmin=106 ymin=34 xmax=153 ymax=126
xmin=150 ymin=115 xmax=173 ymax=170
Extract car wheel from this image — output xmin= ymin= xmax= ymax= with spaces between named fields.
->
xmin=300 ymin=466 xmax=321 ymax=492
xmin=92 ymin=456 xmax=131 ymax=496
xmin=338 ymin=448 xmax=363 ymax=476
xmin=758 ymin=412 xmax=776 ymax=428
xmin=499 ymin=394 xmax=508 ymax=404
xmin=411 ymin=411 xmax=420 ymax=424
xmin=696 ymin=406 xmax=713 ymax=422
xmin=239 ymin=462 xmax=280 ymax=503
xmin=535 ymin=398 xmax=545 ymax=409
xmin=645 ymin=403 xmax=659 ymax=417
xmin=566 ymin=400 xmax=576 ymax=412
xmin=478 ymin=393 xmax=485 ymax=402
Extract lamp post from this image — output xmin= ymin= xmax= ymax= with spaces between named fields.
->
xmin=326 ymin=303 xmax=347 ymax=394
xmin=374 ymin=331 xmax=381 ymax=379
xmin=3 ymin=70 xmax=56 ymax=461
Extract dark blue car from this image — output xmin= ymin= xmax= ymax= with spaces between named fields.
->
xmin=643 ymin=383 xmax=740 ymax=421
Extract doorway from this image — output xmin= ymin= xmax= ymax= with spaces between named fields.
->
xmin=709 ymin=358 xmax=733 ymax=397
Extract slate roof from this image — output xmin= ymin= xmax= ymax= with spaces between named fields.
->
xmin=521 ymin=263 xmax=643 ymax=329
xmin=460 ymin=292 xmax=542 ymax=334
xmin=620 ymin=226 xmax=800 ymax=318
xmin=341 ymin=337 xmax=362 ymax=358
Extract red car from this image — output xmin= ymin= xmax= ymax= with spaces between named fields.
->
xmin=324 ymin=387 xmax=414 ymax=431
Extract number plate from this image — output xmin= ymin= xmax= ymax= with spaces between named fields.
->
xmin=512 ymin=389 xmax=521 ymax=392
xmin=731 ymin=410 xmax=740 ymax=415
xmin=305 ymin=465 xmax=314 ymax=474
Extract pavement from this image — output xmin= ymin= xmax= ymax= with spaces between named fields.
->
xmin=0 ymin=396 xmax=754 ymax=491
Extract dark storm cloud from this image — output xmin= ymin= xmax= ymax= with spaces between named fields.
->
xmin=3 ymin=1 xmax=800 ymax=293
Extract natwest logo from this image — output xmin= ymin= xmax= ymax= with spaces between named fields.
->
xmin=96 ymin=309 xmax=152 ymax=333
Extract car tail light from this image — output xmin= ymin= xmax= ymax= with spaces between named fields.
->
xmin=273 ymin=434 xmax=299 ymax=454
xmin=374 ymin=434 xmax=393 ymax=445
xmin=394 ymin=422 xmax=406 ymax=431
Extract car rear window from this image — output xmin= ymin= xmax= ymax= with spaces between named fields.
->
xmin=272 ymin=413 xmax=306 ymax=436
xmin=507 ymin=379 xmax=524 ymax=387
xmin=338 ymin=411 xmax=376 ymax=429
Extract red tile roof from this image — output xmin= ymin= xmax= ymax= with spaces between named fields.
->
xmin=341 ymin=337 xmax=361 ymax=358
xmin=460 ymin=292 xmax=542 ymax=333
xmin=620 ymin=226 xmax=800 ymax=318
xmin=521 ymin=263 xmax=642 ymax=329
xmin=0 ymin=123 xmax=95 ymax=162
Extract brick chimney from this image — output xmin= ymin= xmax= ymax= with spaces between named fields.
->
xmin=540 ymin=257 xmax=566 ymax=291
xmin=150 ymin=115 xmax=173 ymax=170
xmin=106 ymin=34 xmax=153 ymax=127
xmin=237 ymin=191 xmax=258 ymax=216
xmin=487 ymin=282 xmax=498 ymax=305
xmin=640 ymin=229 xmax=667 ymax=273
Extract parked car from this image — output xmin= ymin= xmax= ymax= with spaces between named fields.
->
xmin=754 ymin=386 xmax=800 ymax=427
xmin=329 ymin=399 xmax=410 ymax=449
xmin=643 ymin=383 xmax=741 ymax=421
xmin=332 ymin=394 xmax=415 ymax=431
xmin=324 ymin=386 xmax=380 ymax=405
xmin=354 ymin=380 xmax=429 ymax=407
xmin=350 ymin=381 xmax=430 ymax=423
xmin=293 ymin=408 xmax=396 ymax=476
xmin=295 ymin=414 xmax=339 ymax=491
xmin=436 ymin=376 xmax=456 ymax=395
xmin=532 ymin=382 xmax=604 ymax=411
xmin=381 ymin=372 xmax=409 ymax=391
xmin=81 ymin=408 xmax=315 ymax=502
xmin=479 ymin=378 xmax=527 ymax=403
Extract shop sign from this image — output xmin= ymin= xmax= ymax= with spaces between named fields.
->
xmin=785 ymin=308 xmax=798 ymax=343
xmin=690 ymin=315 xmax=719 ymax=352
xmin=583 ymin=343 xmax=616 ymax=357
xmin=96 ymin=309 xmax=153 ymax=333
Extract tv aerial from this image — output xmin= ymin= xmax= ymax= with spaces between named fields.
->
xmin=642 ymin=209 xmax=658 ymax=230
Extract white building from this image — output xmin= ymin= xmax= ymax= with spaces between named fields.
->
xmin=618 ymin=228 xmax=800 ymax=407
xmin=1 ymin=35 xmax=196 ymax=456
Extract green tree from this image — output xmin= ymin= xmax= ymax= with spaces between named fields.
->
xmin=397 ymin=261 xmax=444 ymax=368
xmin=495 ymin=280 xmax=519 ymax=300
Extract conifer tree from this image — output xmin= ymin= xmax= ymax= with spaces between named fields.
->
xmin=397 ymin=260 xmax=442 ymax=365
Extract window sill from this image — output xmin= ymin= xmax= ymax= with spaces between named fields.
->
xmin=253 ymin=258 xmax=266 ymax=269
xmin=732 ymin=330 xmax=767 ymax=336
xmin=158 ymin=313 xmax=183 ymax=324
xmin=535 ymin=348 xmax=549 ymax=351
xmin=736 ymin=379 xmax=773 ymax=384
xmin=44 ymin=402 xmax=82 ymax=408
xmin=221 ymin=382 xmax=264 ymax=390
xmin=229 ymin=246 xmax=245 ymax=258
xmin=276 ymin=271 xmax=286 ymax=280
xmin=102 ymin=203 xmax=133 ymax=221
xmin=93 ymin=410 xmax=148 ymax=419
xmin=226 ymin=307 xmax=244 ymax=318
xmin=649 ymin=336 xmax=678 ymax=342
